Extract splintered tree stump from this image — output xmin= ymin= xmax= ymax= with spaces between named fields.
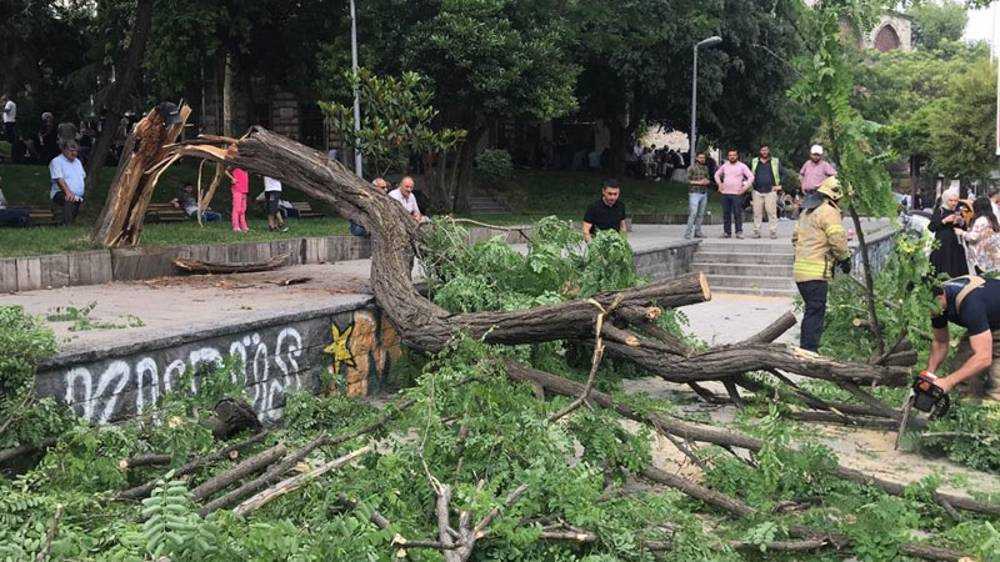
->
xmin=92 ymin=103 xmax=192 ymax=247
xmin=148 ymin=127 xmax=908 ymax=391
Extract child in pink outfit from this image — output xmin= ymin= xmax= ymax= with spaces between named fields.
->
xmin=230 ymin=167 xmax=249 ymax=232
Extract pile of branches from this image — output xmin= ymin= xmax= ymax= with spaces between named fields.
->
xmin=4 ymin=128 xmax=999 ymax=559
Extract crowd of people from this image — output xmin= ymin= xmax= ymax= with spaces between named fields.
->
xmin=683 ymin=143 xmax=837 ymax=241
xmin=0 ymin=93 xmax=120 ymax=167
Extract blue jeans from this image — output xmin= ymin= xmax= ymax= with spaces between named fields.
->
xmin=684 ymin=191 xmax=707 ymax=238
xmin=200 ymin=210 xmax=222 ymax=222
xmin=721 ymin=194 xmax=743 ymax=236
xmin=349 ymin=221 xmax=369 ymax=237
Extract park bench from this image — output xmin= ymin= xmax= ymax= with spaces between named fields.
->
xmin=9 ymin=206 xmax=60 ymax=227
xmin=144 ymin=203 xmax=188 ymax=223
xmin=290 ymin=201 xmax=323 ymax=219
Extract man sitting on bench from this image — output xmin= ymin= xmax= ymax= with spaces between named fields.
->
xmin=0 ymin=180 xmax=30 ymax=227
xmin=171 ymin=182 xmax=221 ymax=222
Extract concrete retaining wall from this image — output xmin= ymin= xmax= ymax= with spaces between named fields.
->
xmin=35 ymin=301 xmax=401 ymax=425
xmin=634 ymin=241 xmax=699 ymax=280
xmin=0 ymin=236 xmax=373 ymax=293
xmin=1 ymin=225 xmax=541 ymax=293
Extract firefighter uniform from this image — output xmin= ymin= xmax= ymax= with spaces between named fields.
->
xmin=792 ymin=176 xmax=851 ymax=351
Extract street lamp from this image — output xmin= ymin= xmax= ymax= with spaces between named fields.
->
xmin=350 ymin=0 xmax=363 ymax=178
xmin=689 ymin=35 xmax=723 ymax=165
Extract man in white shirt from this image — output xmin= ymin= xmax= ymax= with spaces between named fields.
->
xmin=263 ymin=175 xmax=288 ymax=232
xmin=49 ymin=141 xmax=86 ymax=225
xmin=388 ymin=176 xmax=424 ymax=222
xmin=2 ymin=94 xmax=17 ymax=163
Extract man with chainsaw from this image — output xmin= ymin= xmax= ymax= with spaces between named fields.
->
xmin=923 ymin=275 xmax=1000 ymax=403
xmin=792 ymin=176 xmax=852 ymax=352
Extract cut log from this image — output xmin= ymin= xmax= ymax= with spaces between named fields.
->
xmin=173 ymin=254 xmax=289 ymax=275
xmin=117 ymin=431 xmax=269 ymax=500
xmin=203 ymin=398 xmax=263 ymax=440
xmin=190 ymin=443 xmax=287 ymax=502
xmin=232 ymin=444 xmax=372 ymax=517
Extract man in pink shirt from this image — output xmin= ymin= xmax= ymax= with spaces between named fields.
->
xmin=799 ymin=144 xmax=837 ymax=194
xmin=714 ymin=149 xmax=754 ymax=238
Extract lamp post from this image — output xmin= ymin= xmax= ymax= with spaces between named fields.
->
xmin=689 ymin=35 xmax=722 ymax=165
xmin=350 ymin=0 xmax=363 ymax=178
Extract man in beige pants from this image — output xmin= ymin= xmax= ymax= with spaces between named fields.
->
xmin=749 ymin=145 xmax=782 ymax=239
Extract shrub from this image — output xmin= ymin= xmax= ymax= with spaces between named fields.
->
xmin=475 ymin=148 xmax=514 ymax=184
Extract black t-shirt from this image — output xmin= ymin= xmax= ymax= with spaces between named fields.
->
xmin=584 ymin=198 xmax=627 ymax=234
xmin=931 ymin=279 xmax=1000 ymax=335
xmin=753 ymin=160 xmax=776 ymax=193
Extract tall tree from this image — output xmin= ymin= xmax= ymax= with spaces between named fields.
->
xmin=925 ymin=57 xmax=997 ymax=184
xmin=906 ymin=0 xmax=967 ymax=51
xmin=571 ymin=0 xmax=805 ymax=172
xmin=352 ymin=0 xmax=579 ymax=211
xmin=86 ymin=0 xmax=155 ymax=193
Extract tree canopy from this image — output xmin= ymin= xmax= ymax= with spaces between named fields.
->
xmin=906 ymin=0 xmax=968 ymax=51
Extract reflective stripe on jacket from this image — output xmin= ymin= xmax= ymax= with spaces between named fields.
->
xmin=792 ymin=201 xmax=850 ymax=282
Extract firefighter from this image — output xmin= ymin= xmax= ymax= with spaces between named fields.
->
xmin=792 ymin=176 xmax=852 ymax=352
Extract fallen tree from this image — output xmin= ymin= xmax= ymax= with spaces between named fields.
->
xmin=152 ymin=128 xmax=909 ymax=394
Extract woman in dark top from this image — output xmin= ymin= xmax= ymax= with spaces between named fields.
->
xmin=928 ymin=189 xmax=970 ymax=278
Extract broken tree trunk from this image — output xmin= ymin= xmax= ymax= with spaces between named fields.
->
xmin=150 ymin=127 xmax=908 ymax=390
xmin=91 ymin=103 xmax=192 ymax=248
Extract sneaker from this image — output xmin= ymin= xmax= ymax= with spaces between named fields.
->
xmin=722 ymin=233 xmax=732 ymax=239
xmin=694 ymin=232 xmax=706 ymax=239
xmin=735 ymin=232 xmax=744 ymax=239
xmin=752 ymin=231 xmax=761 ymax=239
xmin=770 ymin=231 xmax=777 ymax=239
xmin=280 ymin=226 xmax=290 ymax=233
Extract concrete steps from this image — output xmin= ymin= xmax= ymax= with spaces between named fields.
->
xmin=690 ymin=262 xmax=794 ymax=277
xmin=691 ymin=241 xmax=797 ymax=296
xmin=468 ymin=195 xmax=509 ymax=214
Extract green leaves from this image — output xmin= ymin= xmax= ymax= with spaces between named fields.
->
xmin=141 ymin=476 xmax=217 ymax=560
xmin=319 ymin=69 xmax=466 ymax=178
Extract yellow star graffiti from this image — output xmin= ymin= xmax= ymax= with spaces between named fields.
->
xmin=323 ymin=323 xmax=356 ymax=373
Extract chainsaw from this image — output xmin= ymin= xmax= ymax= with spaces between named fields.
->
xmin=894 ymin=371 xmax=950 ymax=450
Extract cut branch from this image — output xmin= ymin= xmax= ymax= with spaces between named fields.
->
xmin=233 ymin=444 xmax=372 ymax=517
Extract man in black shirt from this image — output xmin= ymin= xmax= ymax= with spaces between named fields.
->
xmin=926 ymin=275 xmax=1000 ymax=401
xmin=582 ymin=178 xmax=627 ymax=243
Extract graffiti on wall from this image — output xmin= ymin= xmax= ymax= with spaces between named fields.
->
xmin=325 ymin=309 xmax=402 ymax=397
xmin=37 ymin=308 xmax=401 ymax=425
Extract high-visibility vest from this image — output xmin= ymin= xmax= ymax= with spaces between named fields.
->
xmin=750 ymin=157 xmax=781 ymax=186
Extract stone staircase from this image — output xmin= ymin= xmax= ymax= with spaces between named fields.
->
xmin=691 ymin=240 xmax=797 ymax=297
xmin=468 ymin=192 xmax=509 ymax=214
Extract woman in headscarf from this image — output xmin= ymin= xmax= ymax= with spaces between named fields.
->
xmin=928 ymin=188 xmax=970 ymax=278
xmin=957 ymin=196 xmax=1000 ymax=274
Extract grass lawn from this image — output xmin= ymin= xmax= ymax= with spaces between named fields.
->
xmin=495 ymin=169 xmax=723 ymax=219
xmin=0 ymin=163 xmax=710 ymax=257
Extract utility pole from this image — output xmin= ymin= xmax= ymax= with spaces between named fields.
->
xmin=689 ymin=36 xmax=722 ymax=165
xmin=350 ymin=0 xmax=363 ymax=178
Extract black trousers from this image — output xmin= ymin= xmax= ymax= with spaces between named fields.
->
xmin=721 ymin=194 xmax=743 ymax=235
xmin=52 ymin=192 xmax=81 ymax=226
xmin=3 ymin=123 xmax=17 ymax=163
xmin=797 ymin=280 xmax=828 ymax=352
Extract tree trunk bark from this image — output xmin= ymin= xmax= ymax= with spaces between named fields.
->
xmin=84 ymin=0 xmax=154 ymax=194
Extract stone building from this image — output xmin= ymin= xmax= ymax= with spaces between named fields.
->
xmin=864 ymin=13 xmax=913 ymax=52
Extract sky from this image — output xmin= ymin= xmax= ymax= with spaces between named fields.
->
xmin=965 ymin=5 xmax=995 ymax=53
